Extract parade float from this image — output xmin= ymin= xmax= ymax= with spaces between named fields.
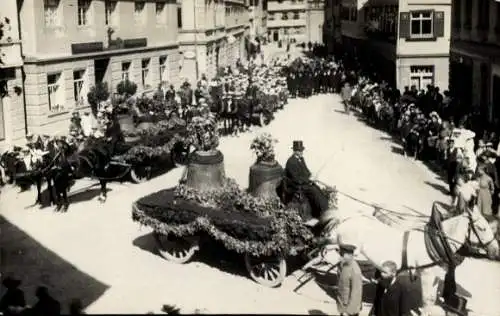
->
xmin=131 ymin=123 xmax=339 ymax=287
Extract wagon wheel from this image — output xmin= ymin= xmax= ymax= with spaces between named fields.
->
xmin=244 ymin=253 xmax=287 ymax=287
xmin=154 ymin=233 xmax=199 ymax=264
xmin=130 ymin=165 xmax=152 ymax=184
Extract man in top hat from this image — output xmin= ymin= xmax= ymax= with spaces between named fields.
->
xmin=336 ymin=244 xmax=363 ymax=316
xmin=284 ymin=140 xmax=329 ymax=218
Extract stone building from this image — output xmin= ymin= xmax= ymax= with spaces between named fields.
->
xmin=0 ymin=0 xmax=26 ymax=149
xmin=19 ymin=0 xmax=181 ymax=135
xmin=450 ymin=0 xmax=500 ymax=123
xmin=266 ymin=0 xmax=309 ymax=43
xmin=249 ymin=0 xmax=267 ymax=39
xmin=334 ymin=0 xmax=450 ymax=90
xmin=178 ymin=0 xmax=249 ymax=83
xmin=323 ymin=0 xmax=342 ymax=54
xmin=307 ymin=0 xmax=324 ymax=44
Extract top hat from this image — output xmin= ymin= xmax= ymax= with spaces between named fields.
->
xmin=292 ymin=140 xmax=305 ymax=152
xmin=339 ymin=244 xmax=356 ymax=254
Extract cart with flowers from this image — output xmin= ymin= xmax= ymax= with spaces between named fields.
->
xmin=93 ymin=98 xmax=189 ymax=184
xmin=132 ymin=125 xmax=338 ymax=287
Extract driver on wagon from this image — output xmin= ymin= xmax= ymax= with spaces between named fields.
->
xmin=284 ymin=140 xmax=329 ymax=218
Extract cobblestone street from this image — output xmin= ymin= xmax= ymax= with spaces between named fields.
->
xmin=2 ymin=92 xmax=500 ymax=315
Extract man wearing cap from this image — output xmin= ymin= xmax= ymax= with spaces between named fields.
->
xmin=284 ymin=140 xmax=329 ymax=218
xmin=337 ymin=244 xmax=363 ymax=316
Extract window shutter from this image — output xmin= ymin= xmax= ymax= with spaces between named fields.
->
xmin=399 ymin=12 xmax=410 ymax=38
xmin=433 ymin=11 xmax=445 ymax=37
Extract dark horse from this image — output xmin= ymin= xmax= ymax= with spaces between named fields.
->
xmin=51 ymin=121 xmax=123 ymax=211
xmin=2 ymin=139 xmax=67 ymax=207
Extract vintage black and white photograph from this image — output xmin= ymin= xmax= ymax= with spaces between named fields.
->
xmin=0 ymin=0 xmax=499 ymax=315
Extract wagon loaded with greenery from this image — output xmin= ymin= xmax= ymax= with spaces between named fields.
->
xmin=88 ymin=80 xmax=189 ymax=183
xmin=132 ymin=117 xmax=338 ymax=287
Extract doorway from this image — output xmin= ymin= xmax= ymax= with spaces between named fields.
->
xmin=94 ymin=58 xmax=110 ymax=84
xmin=273 ymin=31 xmax=279 ymax=42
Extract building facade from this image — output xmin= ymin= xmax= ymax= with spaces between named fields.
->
xmin=266 ymin=0 xmax=309 ymax=43
xmin=19 ymin=0 xmax=181 ymax=136
xmin=307 ymin=0 xmax=324 ymax=44
xmin=178 ymin=0 xmax=249 ymax=83
xmin=0 ymin=0 xmax=26 ymax=150
xmin=450 ymin=0 xmax=500 ymax=123
xmin=334 ymin=0 xmax=450 ymax=90
xmin=323 ymin=0 xmax=342 ymax=53
xmin=249 ymin=0 xmax=267 ymax=38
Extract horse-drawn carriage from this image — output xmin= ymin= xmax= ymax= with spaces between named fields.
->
xmin=131 ymin=140 xmax=338 ymax=288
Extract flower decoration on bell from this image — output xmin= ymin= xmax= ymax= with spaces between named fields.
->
xmin=250 ymin=133 xmax=278 ymax=163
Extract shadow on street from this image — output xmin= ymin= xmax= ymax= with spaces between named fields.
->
xmin=0 ymin=215 xmax=110 ymax=314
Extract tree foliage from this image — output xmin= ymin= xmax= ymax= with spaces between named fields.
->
xmin=87 ymin=82 xmax=110 ymax=115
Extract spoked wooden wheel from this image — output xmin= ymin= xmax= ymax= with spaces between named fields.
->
xmin=130 ymin=165 xmax=151 ymax=184
xmin=154 ymin=233 xmax=199 ymax=264
xmin=244 ymin=253 xmax=287 ymax=287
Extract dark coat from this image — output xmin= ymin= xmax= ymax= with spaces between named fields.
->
xmin=337 ymin=260 xmax=364 ymax=315
xmin=29 ymin=297 xmax=61 ymax=316
xmin=0 ymin=288 xmax=26 ymax=314
xmin=285 ymin=154 xmax=311 ymax=188
xmin=372 ymin=274 xmax=423 ymax=316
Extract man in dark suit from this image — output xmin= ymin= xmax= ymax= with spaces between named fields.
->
xmin=284 ymin=140 xmax=329 ymax=218
xmin=371 ymin=261 xmax=423 ymax=316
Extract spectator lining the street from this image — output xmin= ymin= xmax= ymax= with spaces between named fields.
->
xmin=0 ymin=277 xmax=26 ymax=316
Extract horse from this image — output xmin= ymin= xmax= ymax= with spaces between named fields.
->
xmin=318 ymin=202 xmax=499 ymax=315
xmin=2 ymin=140 xmax=65 ymax=206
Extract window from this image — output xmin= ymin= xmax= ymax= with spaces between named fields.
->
xmin=281 ymin=12 xmax=288 ymax=20
xmin=410 ymin=11 xmax=433 ymax=38
xmin=47 ymin=73 xmax=65 ymax=113
xmin=121 ymin=62 xmax=131 ymax=81
xmin=350 ymin=8 xmax=357 ymax=21
xmin=44 ymin=0 xmax=60 ymax=26
xmin=293 ymin=12 xmax=299 ymax=20
xmin=159 ymin=56 xmax=168 ymax=83
xmin=73 ymin=70 xmax=86 ymax=106
xmin=410 ymin=66 xmax=434 ymax=91
xmin=268 ymin=13 xmax=275 ymax=20
xmin=141 ymin=58 xmax=151 ymax=88
xmin=134 ymin=1 xmax=146 ymax=25
xmin=77 ymin=0 xmax=91 ymax=26
xmin=156 ymin=2 xmax=166 ymax=24
xmin=177 ymin=7 xmax=182 ymax=28
xmin=105 ymin=1 xmax=117 ymax=26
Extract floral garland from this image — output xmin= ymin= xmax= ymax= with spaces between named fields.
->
xmin=132 ymin=206 xmax=311 ymax=257
xmin=186 ymin=113 xmax=219 ymax=152
xmin=165 ymin=177 xmax=314 ymax=256
xmin=250 ymin=133 xmax=278 ymax=163
xmin=113 ymin=133 xmax=186 ymax=163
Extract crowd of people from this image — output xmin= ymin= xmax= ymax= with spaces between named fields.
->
xmin=324 ymin=50 xmax=500 ymax=220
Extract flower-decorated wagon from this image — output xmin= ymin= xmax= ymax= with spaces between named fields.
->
xmin=131 ymin=126 xmax=339 ymax=287
xmin=83 ymin=95 xmax=190 ymax=184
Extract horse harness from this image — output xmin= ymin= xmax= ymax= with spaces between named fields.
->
xmin=400 ymin=209 xmax=465 ymax=272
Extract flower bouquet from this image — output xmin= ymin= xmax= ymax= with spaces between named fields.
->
xmin=250 ymin=133 xmax=278 ymax=164
xmin=186 ymin=113 xmax=220 ymax=152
